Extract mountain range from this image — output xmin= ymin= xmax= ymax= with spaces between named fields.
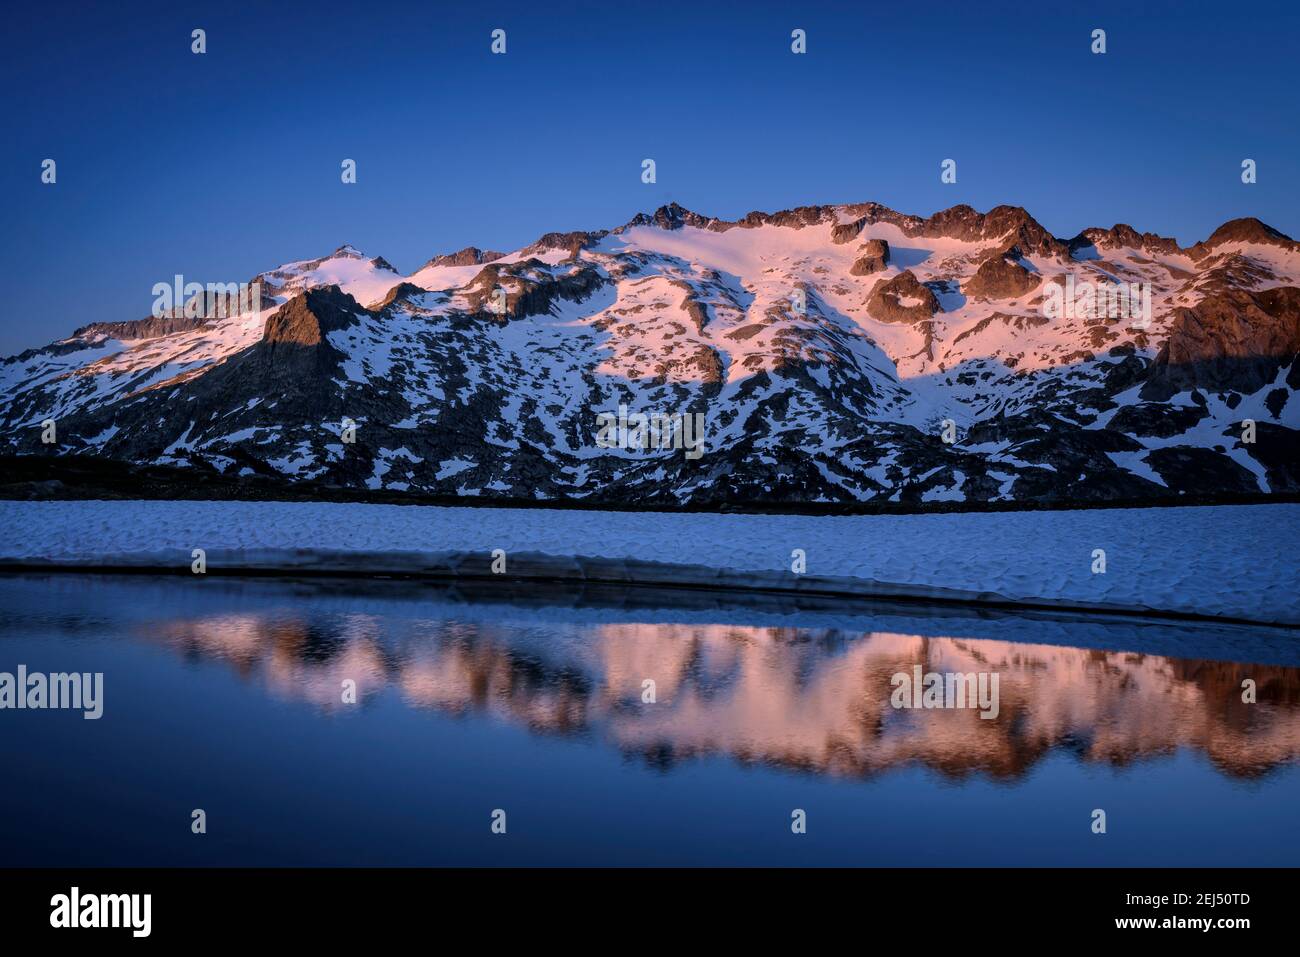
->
xmin=3 ymin=201 xmax=1298 ymax=506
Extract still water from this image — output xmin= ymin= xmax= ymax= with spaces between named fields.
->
xmin=1 ymin=573 xmax=1297 ymax=866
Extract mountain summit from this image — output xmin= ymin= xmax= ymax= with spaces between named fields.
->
xmin=2 ymin=201 xmax=1297 ymax=505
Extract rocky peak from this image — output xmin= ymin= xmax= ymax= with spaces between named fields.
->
xmin=523 ymin=230 xmax=605 ymax=257
xmin=72 ymin=314 xmax=216 ymax=342
xmin=911 ymin=205 xmax=1066 ymax=258
xmin=5 ymin=196 xmax=1298 ymax=508
xmin=1190 ymin=218 xmax=1297 ymax=259
xmin=373 ymin=281 xmax=431 ymax=312
xmin=623 ymin=202 xmax=720 ymax=232
xmin=964 ymin=252 xmax=1041 ymax=300
xmin=733 ymin=206 xmax=837 ymax=230
xmin=1071 ymin=224 xmax=1181 ymax=256
xmin=262 ymin=286 xmax=364 ymax=347
xmin=420 ymin=246 xmax=505 ymax=270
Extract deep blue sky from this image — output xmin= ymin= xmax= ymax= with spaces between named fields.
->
xmin=2 ymin=0 xmax=1297 ymax=355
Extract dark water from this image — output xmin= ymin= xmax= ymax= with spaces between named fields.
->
xmin=1 ymin=573 xmax=1297 ymax=866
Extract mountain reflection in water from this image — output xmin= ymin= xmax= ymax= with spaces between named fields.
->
xmin=111 ymin=578 xmax=1300 ymax=783
xmin=5 ymin=573 xmax=1300 ymax=866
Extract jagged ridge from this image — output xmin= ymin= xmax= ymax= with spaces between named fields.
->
xmin=2 ymin=200 xmax=1297 ymax=506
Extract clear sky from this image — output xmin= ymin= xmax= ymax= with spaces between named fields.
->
xmin=2 ymin=0 xmax=1297 ymax=355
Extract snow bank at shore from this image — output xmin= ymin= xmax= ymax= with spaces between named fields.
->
xmin=0 ymin=500 xmax=1295 ymax=625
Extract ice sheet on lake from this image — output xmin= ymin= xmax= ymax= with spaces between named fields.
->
xmin=0 ymin=500 xmax=1294 ymax=625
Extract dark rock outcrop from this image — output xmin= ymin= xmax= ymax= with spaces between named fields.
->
xmin=1068 ymin=224 xmax=1182 ymax=257
xmin=866 ymin=271 xmax=939 ymax=324
xmin=373 ymin=282 xmax=431 ymax=311
xmin=262 ymin=286 xmax=360 ymax=347
xmin=964 ymin=253 xmax=1040 ymax=300
xmin=1189 ymin=218 xmax=1298 ymax=260
xmin=1141 ymin=286 xmax=1300 ymax=400
xmin=462 ymin=260 xmax=606 ymax=322
xmin=913 ymin=205 xmax=1067 ymax=259
xmin=73 ymin=314 xmax=217 ymax=341
xmin=420 ymin=246 xmax=504 ymax=269
xmin=850 ymin=239 xmax=890 ymax=276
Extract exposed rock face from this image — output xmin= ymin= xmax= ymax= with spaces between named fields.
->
xmin=1106 ymin=402 xmax=1208 ymax=438
xmin=1069 ymin=224 xmax=1181 ymax=257
xmin=964 ymin=253 xmax=1041 ymax=300
xmin=460 ymin=259 xmax=606 ymax=323
xmin=654 ymin=343 xmax=724 ymax=383
xmin=1243 ymin=421 xmax=1300 ymax=490
xmin=3 ymin=200 xmax=1297 ymax=507
xmin=421 ymin=246 xmax=504 ymax=268
xmin=636 ymin=202 xmax=1070 ymax=258
xmin=373 ymin=282 xmax=431 ymax=311
xmin=622 ymin=202 xmax=722 ymax=232
xmin=734 ymin=206 xmax=833 ymax=230
xmin=850 ymin=239 xmax=890 ymax=276
xmin=867 ymin=270 xmax=939 ymax=323
xmin=951 ymin=311 xmax=1049 ymax=346
xmin=831 ymin=220 xmax=866 ymax=245
xmin=667 ymin=280 xmax=712 ymax=333
xmin=248 ymin=287 xmax=361 ymax=382
xmin=913 ymin=205 xmax=1067 ymax=259
xmin=1143 ymin=445 xmax=1262 ymax=495
xmin=627 ymin=201 xmax=937 ymax=243
xmin=1189 ymin=218 xmax=1300 ymax=260
xmin=73 ymin=314 xmax=217 ymax=341
xmin=1141 ymin=287 xmax=1300 ymax=400
xmin=523 ymin=231 xmax=605 ymax=258
xmin=262 ymin=286 xmax=359 ymax=347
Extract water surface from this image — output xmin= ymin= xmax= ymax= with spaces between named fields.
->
xmin=1 ymin=574 xmax=1297 ymax=866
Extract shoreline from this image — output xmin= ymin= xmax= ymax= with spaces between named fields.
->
xmin=2 ymin=548 xmax=1295 ymax=631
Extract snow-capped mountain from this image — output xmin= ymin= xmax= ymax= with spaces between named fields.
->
xmin=3 ymin=202 xmax=1298 ymax=505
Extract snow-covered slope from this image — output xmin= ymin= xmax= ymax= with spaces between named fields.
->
xmin=3 ymin=202 xmax=1298 ymax=505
